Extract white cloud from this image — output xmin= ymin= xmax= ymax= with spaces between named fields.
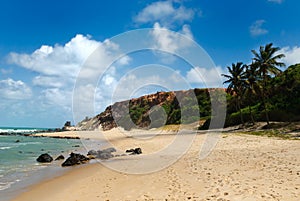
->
xmin=250 ymin=20 xmax=268 ymax=36
xmin=0 ymin=78 xmax=32 ymax=100
xmin=151 ymin=22 xmax=194 ymax=53
xmin=8 ymin=34 xmax=102 ymax=78
xmin=134 ymin=0 xmax=196 ymax=27
xmin=7 ymin=34 xmax=133 ymax=123
xmin=279 ymin=46 xmax=300 ymax=66
xmin=268 ymin=0 xmax=283 ymax=4
xmin=41 ymin=88 xmax=71 ymax=109
xmin=186 ymin=66 xmax=226 ymax=88
xmin=111 ymin=65 xmax=190 ymax=103
xmin=32 ymin=76 xmax=65 ymax=88
xmin=116 ymin=55 xmax=132 ymax=66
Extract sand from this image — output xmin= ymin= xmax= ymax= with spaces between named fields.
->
xmin=13 ymin=128 xmax=300 ymax=201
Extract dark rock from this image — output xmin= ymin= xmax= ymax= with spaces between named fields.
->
xmin=15 ymin=140 xmax=20 ymax=143
xmin=98 ymin=152 xmax=114 ymax=160
xmin=96 ymin=147 xmax=116 ymax=159
xmin=102 ymin=147 xmax=116 ymax=153
xmin=126 ymin=149 xmax=135 ymax=153
xmin=64 ymin=121 xmax=71 ymax=127
xmin=87 ymin=148 xmax=116 ymax=160
xmin=37 ymin=153 xmax=53 ymax=163
xmin=72 ymin=145 xmax=80 ymax=147
xmin=61 ymin=152 xmax=89 ymax=167
xmin=134 ymin=148 xmax=142 ymax=154
xmin=55 ymin=155 xmax=65 ymax=161
xmin=126 ymin=147 xmax=142 ymax=155
xmin=87 ymin=150 xmax=97 ymax=156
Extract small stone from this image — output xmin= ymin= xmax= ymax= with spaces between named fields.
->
xmin=55 ymin=155 xmax=65 ymax=161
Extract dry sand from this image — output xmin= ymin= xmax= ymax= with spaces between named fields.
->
xmin=13 ymin=128 xmax=300 ymax=201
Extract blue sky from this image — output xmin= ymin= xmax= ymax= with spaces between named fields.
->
xmin=0 ymin=0 xmax=300 ymax=127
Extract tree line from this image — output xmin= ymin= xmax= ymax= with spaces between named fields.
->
xmin=221 ymin=43 xmax=300 ymax=127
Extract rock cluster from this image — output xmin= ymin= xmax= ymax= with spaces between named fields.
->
xmin=61 ymin=152 xmax=90 ymax=167
xmin=36 ymin=147 xmax=142 ymax=167
xmin=87 ymin=147 xmax=117 ymax=160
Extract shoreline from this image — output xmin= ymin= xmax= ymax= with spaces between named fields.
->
xmin=1 ymin=161 xmax=75 ymax=201
xmin=10 ymin=128 xmax=300 ymax=201
xmin=0 ymin=134 xmax=84 ymax=201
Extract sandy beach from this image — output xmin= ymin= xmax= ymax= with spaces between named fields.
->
xmin=12 ymin=128 xmax=300 ymax=201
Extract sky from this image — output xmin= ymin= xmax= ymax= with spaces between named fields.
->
xmin=0 ymin=0 xmax=300 ymax=128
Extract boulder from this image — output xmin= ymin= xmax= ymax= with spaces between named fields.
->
xmin=87 ymin=148 xmax=116 ymax=160
xmin=134 ymin=148 xmax=142 ymax=154
xmin=36 ymin=153 xmax=53 ymax=163
xmin=87 ymin=150 xmax=98 ymax=156
xmin=98 ymin=152 xmax=114 ymax=159
xmin=55 ymin=155 xmax=65 ymax=161
xmin=61 ymin=153 xmax=89 ymax=167
xmin=126 ymin=147 xmax=142 ymax=155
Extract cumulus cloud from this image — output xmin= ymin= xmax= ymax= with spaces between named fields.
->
xmin=0 ymin=78 xmax=32 ymax=99
xmin=151 ymin=22 xmax=194 ymax=53
xmin=8 ymin=34 xmax=102 ymax=78
xmin=6 ymin=34 xmax=134 ymax=122
xmin=278 ymin=46 xmax=300 ymax=66
xmin=186 ymin=66 xmax=226 ymax=88
xmin=134 ymin=0 xmax=196 ymax=27
xmin=250 ymin=20 xmax=268 ymax=36
xmin=111 ymin=65 xmax=189 ymax=103
xmin=116 ymin=55 xmax=132 ymax=66
xmin=33 ymin=76 xmax=65 ymax=88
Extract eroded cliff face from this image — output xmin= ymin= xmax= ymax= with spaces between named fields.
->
xmin=76 ymin=89 xmax=212 ymax=131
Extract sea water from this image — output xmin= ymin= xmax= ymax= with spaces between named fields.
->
xmin=0 ymin=127 xmax=82 ymax=200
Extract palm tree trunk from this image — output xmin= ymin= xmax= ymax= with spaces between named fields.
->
xmin=263 ymin=99 xmax=270 ymax=125
xmin=262 ymin=78 xmax=270 ymax=125
xmin=249 ymin=105 xmax=255 ymax=125
xmin=237 ymin=97 xmax=244 ymax=126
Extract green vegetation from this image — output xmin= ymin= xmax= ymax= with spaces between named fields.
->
xmin=221 ymin=43 xmax=300 ymax=128
xmin=121 ymin=43 xmax=299 ymax=130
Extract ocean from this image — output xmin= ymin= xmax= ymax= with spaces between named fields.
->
xmin=0 ymin=127 xmax=82 ymax=201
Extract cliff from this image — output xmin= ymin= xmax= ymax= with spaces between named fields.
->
xmin=76 ymin=88 xmax=213 ymax=131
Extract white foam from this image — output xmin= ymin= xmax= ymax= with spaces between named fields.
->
xmin=0 ymin=147 xmax=11 ymax=150
xmin=0 ymin=182 xmax=14 ymax=191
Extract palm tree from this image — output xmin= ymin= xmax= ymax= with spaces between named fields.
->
xmin=222 ymin=62 xmax=247 ymax=125
xmin=244 ymin=63 xmax=260 ymax=124
xmin=251 ymin=43 xmax=285 ymax=125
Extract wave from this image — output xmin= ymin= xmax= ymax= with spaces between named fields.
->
xmin=0 ymin=147 xmax=11 ymax=150
xmin=0 ymin=127 xmax=49 ymax=134
xmin=0 ymin=181 xmax=14 ymax=191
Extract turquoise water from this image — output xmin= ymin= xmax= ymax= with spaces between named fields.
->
xmin=0 ymin=128 xmax=82 ymax=200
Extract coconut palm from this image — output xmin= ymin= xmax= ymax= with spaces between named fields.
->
xmin=251 ymin=43 xmax=285 ymax=125
xmin=222 ymin=62 xmax=247 ymax=125
xmin=244 ymin=63 xmax=260 ymax=124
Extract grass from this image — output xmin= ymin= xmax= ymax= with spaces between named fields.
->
xmin=239 ymin=130 xmax=298 ymax=140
